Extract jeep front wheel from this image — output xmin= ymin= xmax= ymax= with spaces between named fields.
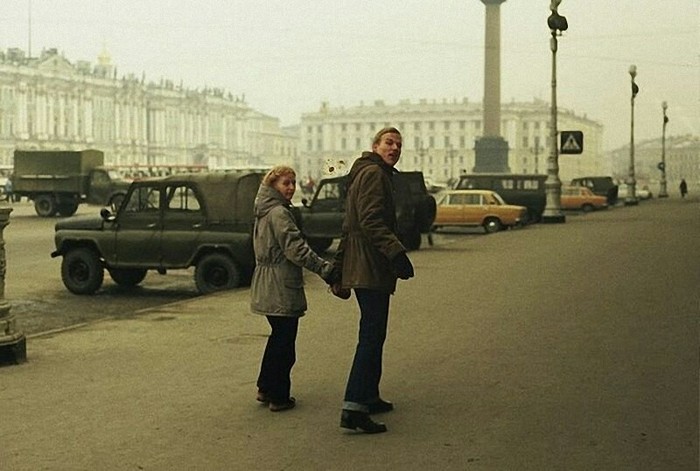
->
xmin=308 ymin=237 xmax=333 ymax=254
xmin=61 ymin=248 xmax=104 ymax=294
xmin=194 ymin=253 xmax=241 ymax=294
xmin=108 ymin=268 xmax=147 ymax=287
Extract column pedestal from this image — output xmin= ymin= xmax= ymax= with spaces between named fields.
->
xmin=473 ymin=137 xmax=510 ymax=173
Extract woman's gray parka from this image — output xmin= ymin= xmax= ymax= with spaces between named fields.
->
xmin=250 ymin=184 xmax=333 ymax=317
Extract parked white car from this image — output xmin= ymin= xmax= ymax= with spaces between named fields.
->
xmin=618 ymin=183 xmax=652 ymax=200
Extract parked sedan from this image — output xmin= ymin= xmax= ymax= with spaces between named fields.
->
xmin=432 ymin=189 xmax=527 ymax=233
xmin=560 ymin=186 xmax=608 ymax=212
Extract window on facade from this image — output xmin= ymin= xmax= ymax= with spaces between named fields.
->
xmin=414 ymin=137 xmax=420 ymax=149
xmin=341 ymin=138 xmax=346 ymax=150
xmin=523 ymin=136 xmax=529 ymax=148
xmin=317 ymin=125 xmax=322 ymax=133
xmin=307 ymin=126 xmax=313 ymax=133
xmin=341 ymin=123 xmax=346 ymax=132
xmin=414 ymin=122 xmax=420 ymax=131
xmin=355 ymin=137 xmax=361 ymax=149
xmin=307 ymin=139 xmax=312 ymax=151
xmin=428 ymin=121 xmax=435 ymax=130
xmin=355 ymin=123 xmax=361 ymax=131
xmin=474 ymin=120 xmax=481 ymax=130
xmin=444 ymin=121 xmax=450 ymax=130
xmin=534 ymin=122 xmax=540 ymax=130
xmin=444 ymin=136 xmax=450 ymax=147
xmin=459 ymin=121 xmax=466 ymax=130
xmin=460 ymin=136 xmax=466 ymax=148
xmin=429 ymin=136 xmax=434 ymax=147
xmin=317 ymin=139 xmax=322 ymax=151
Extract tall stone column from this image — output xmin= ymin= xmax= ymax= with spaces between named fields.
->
xmin=0 ymin=207 xmax=26 ymax=365
xmin=474 ymin=0 xmax=510 ymax=173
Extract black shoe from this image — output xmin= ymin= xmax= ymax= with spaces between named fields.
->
xmin=269 ymin=397 xmax=296 ymax=412
xmin=367 ymin=399 xmax=393 ymax=414
xmin=340 ymin=409 xmax=387 ymax=434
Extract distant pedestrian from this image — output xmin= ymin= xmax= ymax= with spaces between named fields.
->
xmin=250 ymin=165 xmax=339 ymax=412
xmin=333 ymin=127 xmax=414 ymax=434
xmin=679 ymin=179 xmax=688 ymax=198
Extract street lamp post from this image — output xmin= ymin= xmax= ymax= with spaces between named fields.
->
xmin=625 ymin=64 xmax=639 ymax=205
xmin=542 ymin=0 xmax=567 ymax=223
xmin=658 ymin=101 xmax=669 ymax=198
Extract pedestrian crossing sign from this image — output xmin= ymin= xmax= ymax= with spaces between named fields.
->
xmin=560 ymin=131 xmax=584 ymax=154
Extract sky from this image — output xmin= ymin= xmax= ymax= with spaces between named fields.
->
xmin=0 ymin=0 xmax=698 ymax=151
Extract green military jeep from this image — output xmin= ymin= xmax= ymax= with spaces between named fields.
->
xmin=299 ymin=171 xmax=436 ymax=252
xmin=51 ymin=171 xmax=263 ymax=295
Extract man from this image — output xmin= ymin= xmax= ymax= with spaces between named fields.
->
xmin=333 ymin=127 xmax=414 ymax=434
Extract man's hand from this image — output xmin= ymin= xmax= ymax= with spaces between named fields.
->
xmin=391 ymin=252 xmax=414 ymax=280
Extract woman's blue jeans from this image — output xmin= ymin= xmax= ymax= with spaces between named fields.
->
xmin=257 ymin=315 xmax=299 ymax=403
xmin=343 ymin=288 xmax=390 ymax=412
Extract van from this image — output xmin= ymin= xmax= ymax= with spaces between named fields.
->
xmin=454 ymin=174 xmax=546 ymax=222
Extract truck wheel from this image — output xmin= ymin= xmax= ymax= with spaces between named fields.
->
xmin=35 ymin=195 xmax=58 ymax=217
xmin=195 ymin=253 xmax=241 ymax=294
xmin=61 ymin=248 xmax=104 ymax=294
xmin=58 ymin=201 xmax=79 ymax=216
xmin=483 ymin=217 xmax=502 ymax=234
xmin=308 ymin=237 xmax=333 ymax=254
xmin=108 ymin=268 xmax=147 ymax=287
xmin=400 ymin=229 xmax=422 ymax=251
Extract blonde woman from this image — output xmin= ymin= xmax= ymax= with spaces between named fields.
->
xmin=250 ymin=166 xmax=338 ymax=411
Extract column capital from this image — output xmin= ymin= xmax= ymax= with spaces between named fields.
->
xmin=480 ymin=0 xmax=507 ymax=5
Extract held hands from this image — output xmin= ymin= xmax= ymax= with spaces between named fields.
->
xmin=322 ymin=265 xmax=342 ymax=286
xmin=391 ymin=252 xmax=414 ymax=280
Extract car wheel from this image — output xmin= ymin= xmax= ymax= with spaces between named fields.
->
xmin=61 ymin=248 xmax=104 ymax=295
xmin=108 ymin=268 xmax=147 ymax=287
xmin=194 ymin=253 xmax=241 ymax=294
xmin=35 ymin=194 xmax=58 ymax=217
xmin=582 ymin=204 xmax=594 ymax=213
xmin=307 ymin=237 xmax=333 ymax=254
xmin=57 ymin=201 xmax=79 ymax=217
xmin=483 ymin=217 xmax=502 ymax=234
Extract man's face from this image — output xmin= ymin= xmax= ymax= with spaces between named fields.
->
xmin=372 ymin=132 xmax=402 ymax=167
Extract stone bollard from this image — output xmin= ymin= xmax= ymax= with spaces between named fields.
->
xmin=0 ymin=207 xmax=26 ymax=365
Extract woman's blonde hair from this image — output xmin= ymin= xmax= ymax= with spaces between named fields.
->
xmin=262 ymin=165 xmax=296 ymax=187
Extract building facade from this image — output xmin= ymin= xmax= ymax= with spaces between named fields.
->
xmin=298 ymin=98 xmax=605 ymax=184
xmin=609 ymin=134 xmax=700 ymax=191
xmin=0 ymin=48 xmax=297 ymax=171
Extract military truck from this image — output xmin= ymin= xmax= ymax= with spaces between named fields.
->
xmin=299 ymin=171 xmax=436 ymax=252
xmin=51 ymin=171 xmax=263 ymax=295
xmin=13 ymin=149 xmax=131 ymax=217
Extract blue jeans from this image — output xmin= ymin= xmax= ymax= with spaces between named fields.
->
xmin=257 ymin=316 xmax=299 ymax=403
xmin=343 ymin=288 xmax=390 ymax=412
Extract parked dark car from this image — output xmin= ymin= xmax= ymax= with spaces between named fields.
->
xmin=299 ymin=171 xmax=436 ymax=252
xmin=454 ymin=173 xmax=546 ymax=222
xmin=51 ymin=171 xmax=264 ymax=295
xmin=570 ymin=176 xmax=619 ymax=205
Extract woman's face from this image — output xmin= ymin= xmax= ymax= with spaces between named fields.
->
xmin=273 ymin=173 xmax=296 ymax=201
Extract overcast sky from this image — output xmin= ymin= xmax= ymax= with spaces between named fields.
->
xmin=0 ymin=0 xmax=698 ymax=151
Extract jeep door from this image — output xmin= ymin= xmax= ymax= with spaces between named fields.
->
xmin=303 ymin=179 xmax=345 ymax=238
xmin=113 ymin=184 xmax=162 ymax=266
xmin=160 ymin=184 xmax=205 ymax=267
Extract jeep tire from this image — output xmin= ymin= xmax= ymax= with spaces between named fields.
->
xmin=308 ymin=237 xmax=333 ymax=254
xmin=195 ymin=253 xmax=241 ymax=294
xmin=61 ymin=247 xmax=104 ymax=294
xmin=108 ymin=268 xmax=147 ymax=287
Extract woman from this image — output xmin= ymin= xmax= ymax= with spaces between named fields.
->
xmin=250 ymin=165 xmax=337 ymax=412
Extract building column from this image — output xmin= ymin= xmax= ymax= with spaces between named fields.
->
xmin=474 ymin=0 xmax=510 ymax=173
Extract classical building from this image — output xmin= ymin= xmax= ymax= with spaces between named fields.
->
xmin=0 ymin=47 xmax=297 ymax=170
xmin=609 ymin=134 xmax=700 ymax=190
xmin=298 ymin=98 xmax=605 ymax=183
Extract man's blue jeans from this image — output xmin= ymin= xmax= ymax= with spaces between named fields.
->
xmin=343 ymin=288 xmax=390 ymax=412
